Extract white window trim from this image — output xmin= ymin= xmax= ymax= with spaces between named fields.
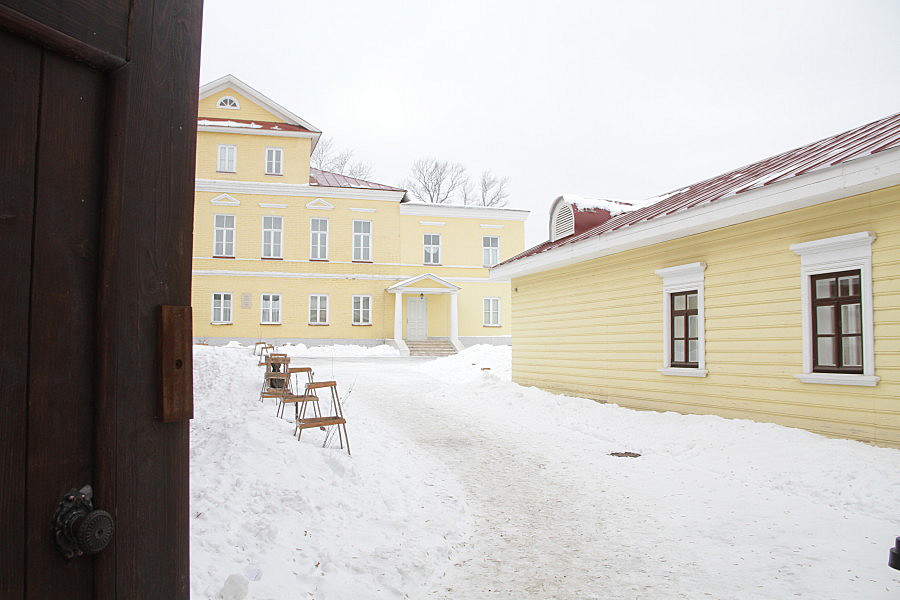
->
xmin=309 ymin=294 xmax=329 ymax=325
xmin=261 ymin=215 xmax=283 ymax=259
xmin=790 ymin=231 xmax=878 ymax=386
xmin=352 ymin=294 xmax=372 ymax=325
xmin=352 ymin=220 xmax=372 ymax=262
xmin=217 ymin=144 xmax=236 ymax=173
xmin=211 ymin=292 xmax=233 ymax=324
xmin=216 ymin=95 xmax=240 ymax=109
xmin=655 ymin=262 xmax=707 ymax=377
xmin=213 ymin=214 xmax=235 ymax=257
xmin=483 ymin=235 xmax=500 ymax=267
xmin=483 ymin=297 xmax=501 ymax=327
xmin=265 ymin=147 xmax=283 ymax=175
xmin=310 ymin=218 xmax=328 ymax=260
xmin=424 ymin=233 xmax=441 ymax=265
xmin=260 ymin=293 xmax=281 ymax=325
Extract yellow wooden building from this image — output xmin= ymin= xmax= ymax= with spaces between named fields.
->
xmin=192 ymin=75 xmax=528 ymax=353
xmin=492 ymin=112 xmax=900 ymax=448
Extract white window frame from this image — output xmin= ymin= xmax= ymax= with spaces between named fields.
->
xmin=352 ymin=295 xmax=372 ymax=325
xmin=217 ymin=144 xmax=236 ymax=173
xmin=352 ymin=220 xmax=372 ymax=262
xmin=213 ymin=214 xmax=235 ymax=257
xmin=216 ymin=96 xmax=240 ymax=109
xmin=483 ymin=297 xmax=501 ymax=326
xmin=483 ymin=236 xmax=500 ymax=267
xmin=309 ymin=294 xmax=329 ymax=325
xmin=655 ymin=262 xmax=707 ymax=377
xmin=424 ymin=233 xmax=441 ymax=265
xmin=790 ymin=231 xmax=878 ymax=386
xmin=261 ymin=215 xmax=283 ymax=259
xmin=260 ymin=293 xmax=281 ymax=325
xmin=211 ymin=292 xmax=232 ymax=324
xmin=265 ymin=147 xmax=283 ymax=175
xmin=310 ymin=218 xmax=328 ymax=260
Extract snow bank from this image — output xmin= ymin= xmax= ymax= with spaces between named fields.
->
xmin=279 ymin=343 xmax=400 ymax=358
xmin=418 ymin=344 xmax=512 ymax=382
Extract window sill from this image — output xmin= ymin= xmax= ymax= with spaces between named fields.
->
xmin=658 ymin=367 xmax=708 ymax=377
xmin=794 ymin=373 xmax=880 ymax=387
xmin=352 ymin=260 xmax=373 ymax=264
xmin=212 ymin=255 xmax=235 ymax=259
xmin=211 ymin=322 xmax=233 ymax=326
xmin=483 ymin=324 xmax=502 ymax=328
xmin=424 ymin=263 xmax=442 ymax=267
xmin=309 ymin=259 xmax=329 ymax=262
xmin=261 ymin=257 xmax=283 ymax=260
xmin=216 ymin=170 xmax=236 ymax=174
xmin=260 ymin=323 xmax=281 ymax=326
xmin=308 ymin=323 xmax=329 ymax=326
xmin=264 ymin=173 xmax=283 ymax=176
xmin=352 ymin=323 xmax=372 ymax=327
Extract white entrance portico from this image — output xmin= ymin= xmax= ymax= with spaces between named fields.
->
xmin=387 ymin=273 xmax=462 ymax=355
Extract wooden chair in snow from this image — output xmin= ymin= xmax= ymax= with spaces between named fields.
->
xmin=259 ymin=354 xmax=291 ymax=402
xmin=276 ymin=367 xmax=319 ymax=420
xmin=296 ymin=380 xmax=349 ymax=455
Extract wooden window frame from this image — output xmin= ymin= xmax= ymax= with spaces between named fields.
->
xmin=213 ymin=213 xmax=235 ymax=257
xmin=310 ymin=217 xmax=328 ymax=260
xmin=217 ymin=95 xmax=240 ymax=109
xmin=261 ymin=215 xmax=283 ymax=259
xmin=810 ymin=270 xmax=863 ymax=374
xmin=352 ymin=294 xmax=372 ymax=325
xmin=265 ymin=146 xmax=283 ymax=175
xmin=260 ymin=293 xmax=281 ymax=325
xmin=424 ymin=233 xmax=441 ymax=265
xmin=483 ymin=235 xmax=500 ymax=267
xmin=216 ymin=144 xmax=236 ymax=173
xmin=669 ymin=290 xmax=699 ymax=368
xmin=352 ymin=219 xmax=372 ymax=262
xmin=655 ymin=262 xmax=707 ymax=377
xmin=211 ymin=292 xmax=232 ymax=324
xmin=309 ymin=294 xmax=328 ymax=325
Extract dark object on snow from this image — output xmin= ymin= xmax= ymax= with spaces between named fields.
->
xmin=890 ymin=537 xmax=900 ymax=571
xmin=609 ymin=451 xmax=641 ymax=458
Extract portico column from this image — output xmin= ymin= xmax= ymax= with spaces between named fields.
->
xmin=450 ymin=290 xmax=459 ymax=341
xmin=393 ymin=291 xmax=403 ymax=340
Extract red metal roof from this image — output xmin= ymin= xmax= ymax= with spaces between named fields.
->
xmin=500 ymin=111 xmax=900 ymax=267
xmin=309 ymin=168 xmax=405 ymax=192
xmin=197 ymin=117 xmax=313 ymax=133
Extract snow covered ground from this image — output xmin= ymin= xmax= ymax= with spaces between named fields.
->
xmin=191 ymin=344 xmax=900 ymax=599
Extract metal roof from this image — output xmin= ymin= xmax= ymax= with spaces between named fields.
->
xmin=500 ymin=111 xmax=900 ymax=267
xmin=309 ymin=168 xmax=405 ymax=192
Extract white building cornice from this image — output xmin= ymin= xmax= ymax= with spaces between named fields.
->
xmin=197 ymin=125 xmax=317 ymax=139
xmin=400 ymin=203 xmax=529 ymax=221
xmin=196 ymin=179 xmax=406 ymax=202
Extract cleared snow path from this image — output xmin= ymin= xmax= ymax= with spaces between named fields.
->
xmin=191 ymin=345 xmax=900 ymax=599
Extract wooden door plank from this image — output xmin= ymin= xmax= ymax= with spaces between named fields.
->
xmin=26 ymin=52 xmax=105 ymax=599
xmin=0 ymin=29 xmax=40 ymax=600
xmin=93 ymin=0 xmax=202 ymax=596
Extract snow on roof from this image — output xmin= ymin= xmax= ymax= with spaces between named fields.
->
xmin=499 ymin=110 xmax=900 ymax=268
xmin=562 ymin=194 xmax=636 ymax=216
xmin=309 ymin=168 xmax=405 ymax=192
xmin=197 ymin=118 xmax=313 ymax=133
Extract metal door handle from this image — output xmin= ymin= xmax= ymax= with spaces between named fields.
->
xmin=51 ymin=485 xmax=114 ymax=559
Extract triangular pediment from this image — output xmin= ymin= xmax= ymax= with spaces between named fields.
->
xmin=387 ymin=273 xmax=460 ymax=293
xmin=306 ymin=198 xmax=334 ymax=210
xmin=210 ymin=193 xmax=240 ymax=206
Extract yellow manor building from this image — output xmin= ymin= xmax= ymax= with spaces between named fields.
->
xmin=493 ymin=112 xmax=900 ymax=448
xmin=192 ymin=75 xmax=528 ymax=353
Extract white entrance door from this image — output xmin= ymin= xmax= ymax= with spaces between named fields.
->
xmin=406 ymin=297 xmax=427 ymax=340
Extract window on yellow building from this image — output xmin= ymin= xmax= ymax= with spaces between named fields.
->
xmin=213 ymin=214 xmax=235 ymax=257
xmin=483 ymin=236 xmax=500 ymax=267
xmin=262 ymin=216 xmax=283 ymax=259
xmin=216 ymin=96 xmax=239 ymax=109
xmin=217 ymin=144 xmax=236 ymax=173
xmin=310 ymin=218 xmax=328 ymax=260
xmin=810 ymin=271 xmax=863 ymax=373
xmin=352 ymin=295 xmax=371 ymax=325
xmin=309 ymin=294 xmax=328 ymax=325
xmin=265 ymin=147 xmax=283 ymax=175
xmin=655 ymin=262 xmax=707 ymax=377
xmin=424 ymin=233 xmax=441 ymax=265
xmin=260 ymin=293 xmax=281 ymax=324
xmin=669 ymin=291 xmax=699 ymax=368
xmin=211 ymin=292 xmax=232 ymax=324
xmin=483 ymin=297 xmax=500 ymax=326
xmin=353 ymin=220 xmax=372 ymax=261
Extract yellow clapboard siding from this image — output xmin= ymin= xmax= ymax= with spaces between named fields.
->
xmin=511 ymin=186 xmax=900 ymax=448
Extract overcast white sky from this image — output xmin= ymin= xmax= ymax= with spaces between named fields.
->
xmin=200 ymin=0 xmax=900 ymax=246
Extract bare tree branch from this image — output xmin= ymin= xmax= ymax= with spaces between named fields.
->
xmin=463 ymin=170 xmax=510 ymax=207
xmin=402 ymin=158 xmax=470 ymax=204
xmin=311 ymin=136 xmax=373 ymax=180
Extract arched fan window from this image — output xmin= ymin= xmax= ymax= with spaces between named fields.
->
xmin=550 ymin=201 xmax=575 ymax=241
xmin=216 ymin=96 xmax=240 ymax=109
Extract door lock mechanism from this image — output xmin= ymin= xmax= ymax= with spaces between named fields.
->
xmin=51 ymin=485 xmax=114 ymax=559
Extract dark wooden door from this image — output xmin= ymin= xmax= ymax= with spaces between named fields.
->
xmin=0 ymin=1 xmax=201 ymax=598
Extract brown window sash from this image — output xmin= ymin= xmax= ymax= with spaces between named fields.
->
xmin=670 ymin=290 xmax=699 ymax=368
xmin=811 ymin=270 xmax=863 ymax=374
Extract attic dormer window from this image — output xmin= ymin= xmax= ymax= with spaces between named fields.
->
xmin=550 ymin=202 xmax=575 ymax=242
xmin=217 ymin=96 xmax=240 ymax=109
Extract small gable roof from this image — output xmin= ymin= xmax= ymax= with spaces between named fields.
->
xmin=499 ymin=111 xmax=900 ymax=269
xmin=386 ymin=273 xmax=460 ymax=293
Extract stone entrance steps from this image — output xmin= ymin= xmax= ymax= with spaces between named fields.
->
xmin=406 ymin=339 xmax=457 ymax=357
